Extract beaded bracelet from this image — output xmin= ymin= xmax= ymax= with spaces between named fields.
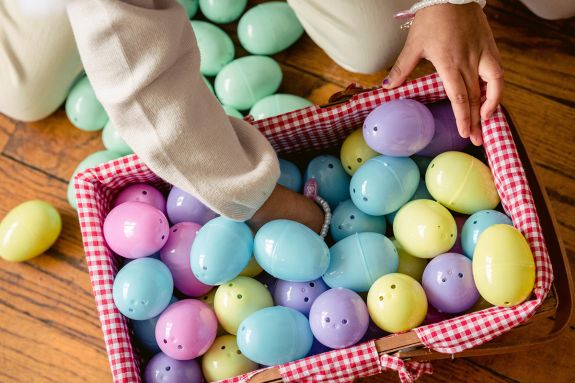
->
xmin=303 ymin=179 xmax=332 ymax=239
xmin=395 ymin=0 xmax=487 ymax=29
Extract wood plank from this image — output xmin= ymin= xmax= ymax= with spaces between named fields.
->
xmin=0 ymin=114 xmax=17 ymax=152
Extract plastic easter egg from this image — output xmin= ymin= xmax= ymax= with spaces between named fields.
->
xmin=304 ymin=155 xmax=351 ymax=208
xmin=249 ymin=94 xmax=313 ymax=120
xmin=190 ymin=217 xmax=253 ymax=285
xmin=67 ymin=150 xmax=123 ymax=209
xmin=144 ymin=352 xmax=203 ymax=383
xmin=273 ymin=278 xmax=329 ymax=315
xmin=411 ymin=155 xmax=433 ymax=176
xmin=199 ymin=0 xmax=247 ymax=23
xmin=422 ymin=253 xmax=479 ymax=313
xmin=363 ymin=99 xmax=435 ymax=157
xmin=0 ymin=200 xmax=61 ymax=262
xmin=323 ymin=233 xmax=398 ymax=292
xmin=113 ymin=258 xmax=173 ymax=320
xmin=386 ymin=178 xmax=433 ymax=225
xmin=340 ymin=128 xmax=379 ymax=176
xmin=472 ymin=225 xmax=535 ymax=307
xmin=214 ymin=276 xmax=273 ymax=334
xmin=417 ymin=101 xmax=470 ymax=156
xmin=239 ymin=255 xmax=263 ymax=278
xmin=254 ymin=220 xmax=330 ymax=282
xmin=393 ymin=200 xmax=457 ymax=259
xmin=330 ymin=200 xmax=387 ymax=242
xmin=426 ymin=151 xmax=500 ymax=214
xmin=202 ymin=335 xmax=259 ymax=382
xmin=278 ymin=159 xmax=302 ymax=192
xmin=215 ymin=56 xmax=282 ymax=110
xmin=132 ymin=297 xmax=178 ymax=352
xmin=309 ymin=288 xmax=369 ymax=349
xmin=161 ymin=222 xmax=213 ymax=297
xmin=112 ymin=183 xmax=166 ymax=214
xmin=238 ymin=2 xmax=304 ymax=55
xmin=166 ymin=186 xmax=218 ymax=225
xmin=190 ymin=21 xmax=234 ymax=76
xmin=177 ymin=0 xmax=199 ymax=18
xmin=392 ymin=239 xmax=428 ymax=282
xmin=102 ymin=120 xmax=133 ymax=155
xmin=65 ymin=76 xmax=108 ymax=131
xmin=449 ymin=215 xmax=467 ymax=254
xmin=350 ymin=156 xmax=419 ymax=216
xmin=461 ymin=210 xmax=513 ymax=259
xmin=156 ymin=299 xmax=218 ymax=360
xmin=237 ymin=306 xmax=313 ymax=366
xmin=198 ymin=289 xmax=227 ymax=336
xmin=104 ymin=202 xmax=169 ymax=258
xmin=367 ymin=273 xmax=428 ymax=333
xmin=223 ymin=105 xmax=243 ymax=118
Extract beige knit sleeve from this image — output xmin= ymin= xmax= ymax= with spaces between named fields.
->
xmin=66 ymin=0 xmax=280 ymax=221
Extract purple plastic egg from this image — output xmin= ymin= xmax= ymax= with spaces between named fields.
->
xmin=112 ymin=183 xmax=166 ymax=214
xmin=309 ymin=288 xmax=369 ymax=349
xmin=416 ymin=101 xmax=471 ymax=156
xmin=160 ymin=222 xmax=213 ymax=297
xmin=363 ymin=99 xmax=435 ymax=157
xmin=104 ymin=202 xmax=170 ymax=259
xmin=449 ymin=215 xmax=467 ymax=254
xmin=144 ymin=352 xmax=203 ymax=383
xmin=274 ymin=278 xmax=329 ymax=316
xmin=422 ymin=253 xmax=479 ymax=313
xmin=166 ymin=186 xmax=218 ymax=225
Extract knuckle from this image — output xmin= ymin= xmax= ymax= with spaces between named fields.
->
xmin=452 ymin=93 xmax=469 ymax=104
xmin=391 ymin=64 xmax=403 ymax=77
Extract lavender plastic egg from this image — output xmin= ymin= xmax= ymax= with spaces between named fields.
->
xmin=278 ymin=159 xmax=302 ymax=192
xmin=461 ymin=210 xmax=513 ymax=259
xmin=144 ymin=352 xmax=203 ymax=383
xmin=363 ymin=99 xmax=435 ymax=157
xmin=422 ymin=253 xmax=479 ymax=313
xmin=350 ymin=155 xmax=420 ymax=216
xmin=104 ymin=202 xmax=170 ymax=259
xmin=304 ymin=155 xmax=351 ymax=208
xmin=112 ymin=183 xmax=166 ymax=214
xmin=309 ymin=288 xmax=369 ymax=349
xmin=330 ymin=199 xmax=387 ymax=242
xmin=167 ymin=186 xmax=218 ymax=225
xmin=273 ymin=278 xmax=329 ymax=315
xmin=160 ymin=222 xmax=213 ymax=297
xmin=416 ymin=101 xmax=470 ymax=156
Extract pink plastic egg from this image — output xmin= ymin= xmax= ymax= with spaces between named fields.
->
xmin=112 ymin=183 xmax=166 ymax=214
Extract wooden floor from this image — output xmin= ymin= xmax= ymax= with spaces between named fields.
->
xmin=0 ymin=1 xmax=574 ymax=382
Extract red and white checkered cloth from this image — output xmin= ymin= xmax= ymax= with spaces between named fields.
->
xmin=75 ymin=73 xmax=553 ymax=383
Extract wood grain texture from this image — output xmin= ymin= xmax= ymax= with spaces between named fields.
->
xmin=0 ymin=0 xmax=573 ymax=382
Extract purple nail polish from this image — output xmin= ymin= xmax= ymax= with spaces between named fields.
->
xmin=383 ymin=79 xmax=390 ymax=85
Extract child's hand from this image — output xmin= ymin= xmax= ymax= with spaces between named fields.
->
xmin=383 ymin=3 xmax=503 ymax=146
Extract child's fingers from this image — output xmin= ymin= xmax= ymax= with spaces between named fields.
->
xmin=479 ymin=52 xmax=504 ymax=120
xmin=461 ymin=68 xmax=483 ymax=146
xmin=437 ymin=66 xmax=472 ymax=139
xmin=383 ymin=41 xmax=421 ymax=88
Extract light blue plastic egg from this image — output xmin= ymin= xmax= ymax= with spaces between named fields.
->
xmin=223 ymin=105 xmax=243 ymax=118
xmin=238 ymin=2 xmax=304 ymax=55
xmin=199 ymin=0 xmax=247 ymax=24
xmin=237 ymin=306 xmax=313 ymax=366
xmin=350 ymin=155 xmax=419 ymax=216
xmin=278 ymin=159 xmax=302 ymax=192
xmin=249 ymin=94 xmax=313 ymax=120
xmin=113 ymin=258 xmax=174 ymax=320
xmin=305 ymin=155 xmax=351 ymax=208
xmin=190 ymin=217 xmax=253 ymax=285
xmin=330 ymin=200 xmax=387 ymax=242
xmin=254 ymin=220 xmax=330 ymax=282
xmin=323 ymin=233 xmax=398 ymax=292
xmin=215 ymin=56 xmax=282 ymax=110
xmin=177 ymin=0 xmax=198 ymax=18
xmin=461 ymin=210 xmax=513 ymax=259
xmin=386 ymin=178 xmax=433 ymax=225
xmin=131 ymin=296 xmax=178 ymax=352
xmin=65 ymin=76 xmax=108 ymax=131
xmin=190 ymin=21 xmax=235 ymax=76
xmin=102 ymin=120 xmax=133 ymax=156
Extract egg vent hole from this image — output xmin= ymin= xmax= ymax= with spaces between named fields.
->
xmin=159 ymin=219 xmax=163 ymax=223
xmin=350 ymin=215 xmax=355 ymax=220
xmin=473 ymin=220 xmax=478 ymax=224
xmin=202 ymin=296 xmax=208 ymax=300
xmin=325 ymin=317 xmax=331 ymax=323
xmin=342 ymin=319 xmax=348 ymax=325
xmin=352 ymin=188 xmax=356 ymax=193
xmin=441 ymin=277 xmax=447 ymax=283
xmin=237 ymin=294 xmax=243 ymax=299
xmin=379 ymin=296 xmax=384 ymax=301
xmin=173 ymin=228 xmax=178 ymax=232
xmin=458 ymin=273 xmax=464 ymax=278
xmin=309 ymin=282 xmax=315 ymax=287
xmin=163 ymin=339 xmax=168 ymax=344
xmin=304 ymin=297 xmax=309 ymax=302
xmin=363 ymin=197 xmax=368 ymax=202
xmin=177 ymin=345 xmax=183 ymax=350
xmin=165 ymin=366 xmax=171 ymax=372
xmin=450 ymin=234 xmax=454 ymax=237
xmin=202 ymin=266 xmax=208 ymax=271
xmin=229 ymin=283 xmax=233 ymax=287
xmin=221 ymin=346 xmax=226 ymax=350
xmin=357 ymin=158 xmax=362 ymax=163
xmin=142 ymin=190 xmax=148 ymax=195
xmin=338 ymin=224 xmax=343 ymax=230
xmin=504 ymin=301 xmax=510 ymax=305
xmin=161 ymin=235 xmax=165 ymax=240
xmin=241 ymin=326 xmax=246 ymax=331
xmin=373 ymin=126 xmax=378 ymax=132
xmin=128 ymin=308 xmax=134 ymax=312
xmin=348 ymin=166 xmax=352 ymax=170
xmin=328 ymin=163 xmax=334 ymax=169
xmin=391 ymin=284 xmax=396 ymax=289
xmin=236 ymin=350 xmax=242 ymax=355
xmin=431 ymin=164 xmax=435 ymax=168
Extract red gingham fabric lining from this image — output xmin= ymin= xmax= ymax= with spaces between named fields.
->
xmin=75 ymin=73 xmax=553 ymax=383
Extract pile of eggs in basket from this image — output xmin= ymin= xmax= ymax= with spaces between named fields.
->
xmin=104 ymin=97 xmax=537 ymax=382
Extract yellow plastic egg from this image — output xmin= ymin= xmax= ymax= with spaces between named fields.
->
xmin=393 ymin=200 xmax=457 ymax=258
xmin=201 ymin=335 xmax=259 ymax=382
xmin=199 ymin=289 xmax=228 ymax=336
xmin=239 ymin=255 xmax=263 ymax=278
xmin=0 ymin=200 xmax=62 ymax=262
xmin=214 ymin=276 xmax=273 ymax=334
xmin=472 ymin=224 xmax=535 ymax=307
xmin=425 ymin=151 xmax=500 ymax=214
xmin=392 ymin=239 xmax=428 ymax=282
xmin=340 ymin=128 xmax=379 ymax=175
xmin=367 ymin=273 xmax=427 ymax=333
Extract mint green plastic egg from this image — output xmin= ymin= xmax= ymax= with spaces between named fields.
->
xmin=65 ymin=76 xmax=108 ymax=131
xmin=238 ymin=2 xmax=304 ymax=55
xmin=199 ymin=0 xmax=247 ymax=24
xmin=190 ymin=21 xmax=235 ymax=77
xmin=249 ymin=94 xmax=313 ymax=120
xmin=178 ymin=0 xmax=198 ymax=18
xmin=223 ymin=105 xmax=243 ymax=119
xmin=215 ymin=56 xmax=282 ymax=110
xmin=102 ymin=120 xmax=133 ymax=156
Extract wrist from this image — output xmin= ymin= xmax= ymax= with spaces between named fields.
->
xmin=395 ymin=0 xmax=486 ymax=23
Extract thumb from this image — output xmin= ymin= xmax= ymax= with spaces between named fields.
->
xmin=383 ymin=42 xmax=421 ymax=88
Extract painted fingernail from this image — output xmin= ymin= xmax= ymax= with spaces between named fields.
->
xmin=383 ymin=78 xmax=390 ymax=85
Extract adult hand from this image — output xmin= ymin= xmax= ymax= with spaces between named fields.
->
xmin=383 ymin=3 xmax=503 ymax=146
